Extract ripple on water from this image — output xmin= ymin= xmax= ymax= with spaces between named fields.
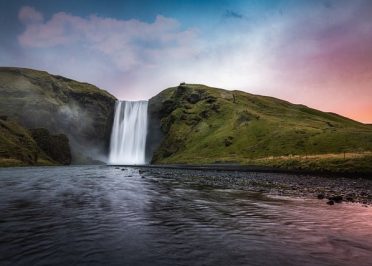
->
xmin=0 ymin=166 xmax=372 ymax=266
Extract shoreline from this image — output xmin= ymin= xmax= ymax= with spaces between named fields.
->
xmin=108 ymin=163 xmax=372 ymax=179
xmin=111 ymin=164 xmax=372 ymax=206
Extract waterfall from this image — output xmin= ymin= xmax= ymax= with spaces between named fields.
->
xmin=108 ymin=101 xmax=148 ymax=165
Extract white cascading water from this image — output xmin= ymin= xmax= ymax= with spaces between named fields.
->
xmin=108 ymin=101 xmax=148 ymax=165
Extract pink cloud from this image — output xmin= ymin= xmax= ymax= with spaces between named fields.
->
xmin=15 ymin=4 xmax=372 ymax=122
xmin=18 ymin=7 xmax=199 ymax=71
xmin=18 ymin=6 xmax=43 ymax=24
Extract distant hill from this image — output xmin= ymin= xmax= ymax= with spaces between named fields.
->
xmin=147 ymin=84 xmax=372 ymax=173
xmin=0 ymin=67 xmax=117 ymax=163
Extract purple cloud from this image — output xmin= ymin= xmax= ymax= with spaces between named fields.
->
xmin=18 ymin=7 xmax=199 ymax=72
xmin=18 ymin=6 xmax=43 ymax=24
xmin=14 ymin=3 xmax=372 ymax=122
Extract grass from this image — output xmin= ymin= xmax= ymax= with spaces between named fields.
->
xmin=0 ymin=118 xmax=57 ymax=166
xmin=0 ymin=158 xmax=27 ymax=167
xmin=250 ymin=153 xmax=372 ymax=174
xmin=149 ymin=84 xmax=372 ymax=174
xmin=0 ymin=67 xmax=117 ymax=163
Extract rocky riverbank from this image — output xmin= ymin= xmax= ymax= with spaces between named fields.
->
xmin=132 ymin=167 xmax=372 ymax=206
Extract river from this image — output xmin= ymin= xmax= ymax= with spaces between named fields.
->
xmin=0 ymin=166 xmax=371 ymax=265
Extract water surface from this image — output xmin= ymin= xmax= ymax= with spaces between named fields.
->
xmin=0 ymin=166 xmax=372 ymax=266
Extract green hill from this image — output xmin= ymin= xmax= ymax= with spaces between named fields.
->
xmin=0 ymin=67 xmax=116 ymax=163
xmin=1 ymin=67 xmax=371 ymax=173
xmin=148 ymin=84 xmax=372 ymax=173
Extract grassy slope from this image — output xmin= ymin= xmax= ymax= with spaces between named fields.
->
xmin=0 ymin=67 xmax=117 ymax=163
xmin=150 ymin=84 xmax=372 ymax=173
xmin=0 ymin=118 xmax=56 ymax=167
xmin=0 ymin=67 xmax=115 ymax=125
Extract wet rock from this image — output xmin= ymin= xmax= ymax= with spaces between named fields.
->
xmin=328 ymin=195 xmax=343 ymax=203
xmin=317 ymin=193 xmax=325 ymax=199
xmin=327 ymin=200 xmax=335 ymax=205
xmin=346 ymin=195 xmax=354 ymax=202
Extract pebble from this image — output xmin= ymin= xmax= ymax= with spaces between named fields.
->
xmin=139 ymin=167 xmax=372 ymax=206
xmin=328 ymin=195 xmax=343 ymax=203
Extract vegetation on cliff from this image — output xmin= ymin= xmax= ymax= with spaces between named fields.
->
xmin=0 ymin=67 xmax=117 ymax=163
xmin=29 ymin=128 xmax=71 ymax=165
xmin=1 ymin=66 xmax=371 ymax=174
xmin=0 ymin=116 xmax=71 ymax=166
xmin=148 ymin=84 xmax=372 ymax=174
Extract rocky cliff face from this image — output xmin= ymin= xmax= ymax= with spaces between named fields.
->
xmin=0 ymin=67 xmax=117 ymax=163
xmin=0 ymin=116 xmax=71 ymax=166
xmin=30 ymin=128 xmax=71 ymax=165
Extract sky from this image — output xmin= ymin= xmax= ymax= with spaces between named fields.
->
xmin=0 ymin=0 xmax=372 ymax=123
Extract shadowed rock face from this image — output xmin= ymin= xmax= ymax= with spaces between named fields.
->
xmin=0 ymin=117 xmax=71 ymax=166
xmin=146 ymin=91 xmax=167 ymax=163
xmin=0 ymin=67 xmax=117 ymax=163
xmin=30 ymin=128 xmax=71 ymax=165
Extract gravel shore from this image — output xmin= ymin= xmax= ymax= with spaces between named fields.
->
xmin=133 ymin=167 xmax=372 ymax=206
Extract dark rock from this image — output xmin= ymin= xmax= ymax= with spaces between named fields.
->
xmin=345 ymin=193 xmax=354 ymax=202
xmin=211 ymin=103 xmax=220 ymax=113
xmin=317 ymin=193 xmax=325 ymax=199
xmin=205 ymin=96 xmax=217 ymax=103
xmin=327 ymin=200 xmax=335 ymax=205
xmin=160 ymin=100 xmax=176 ymax=116
xmin=30 ymin=128 xmax=71 ymax=165
xmin=187 ymin=93 xmax=201 ymax=104
xmin=328 ymin=195 xmax=343 ymax=203
xmin=346 ymin=196 xmax=354 ymax=202
xmin=175 ymin=85 xmax=190 ymax=98
xmin=199 ymin=110 xmax=209 ymax=119
xmin=185 ymin=115 xmax=201 ymax=126
xmin=224 ymin=136 xmax=234 ymax=147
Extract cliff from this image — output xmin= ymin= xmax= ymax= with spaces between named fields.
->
xmin=0 ymin=67 xmax=117 ymax=163
xmin=0 ymin=116 xmax=71 ymax=166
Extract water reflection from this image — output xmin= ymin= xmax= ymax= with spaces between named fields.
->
xmin=0 ymin=166 xmax=371 ymax=266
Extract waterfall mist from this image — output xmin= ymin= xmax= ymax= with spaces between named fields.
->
xmin=108 ymin=101 xmax=148 ymax=165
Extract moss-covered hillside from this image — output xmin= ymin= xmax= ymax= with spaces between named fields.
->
xmin=148 ymin=84 xmax=372 ymax=172
xmin=0 ymin=67 xmax=117 ymax=163
xmin=0 ymin=116 xmax=71 ymax=166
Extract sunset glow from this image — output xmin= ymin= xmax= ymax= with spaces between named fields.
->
xmin=1 ymin=0 xmax=371 ymax=123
